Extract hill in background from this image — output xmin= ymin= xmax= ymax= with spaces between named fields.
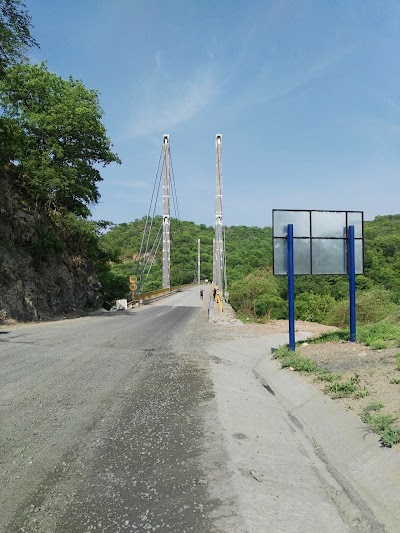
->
xmin=101 ymin=214 xmax=400 ymax=325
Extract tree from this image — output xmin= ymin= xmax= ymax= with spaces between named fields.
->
xmin=229 ymin=268 xmax=284 ymax=317
xmin=0 ymin=0 xmax=38 ymax=74
xmin=0 ymin=62 xmax=121 ymax=216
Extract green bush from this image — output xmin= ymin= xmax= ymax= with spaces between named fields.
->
xmin=229 ymin=268 xmax=284 ymax=318
xmin=295 ymin=292 xmax=336 ymax=323
xmin=253 ymin=293 xmax=286 ymax=319
xmin=97 ymin=268 xmax=129 ymax=309
xmin=32 ymin=224 xmax=64 ymax=261
xmin=328 ymin=288 xmax=398 ymax=327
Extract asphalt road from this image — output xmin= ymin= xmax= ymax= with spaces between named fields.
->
xmin=1 ymin=289 xmax=220 ymax=532
xmin=0 ymin=288 xmax=392 ymax=532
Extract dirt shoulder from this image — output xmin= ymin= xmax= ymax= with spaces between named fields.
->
xmin=234 ymin=319 xmax=400 ymax=449
xmin=297 ymin=340 xmax=400 ymax=438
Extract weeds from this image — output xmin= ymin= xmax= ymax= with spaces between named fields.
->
xmin=303 ymin=330 xmax=349 ymax=344
xmin=322 ymin=374 xmax=369 ymax=399
xmin=368 ymin=339 xmax=388 ymax=350
xmin=364 ymin=402 xmax=383 ymax=411
xmin=361 ymin=403 xmax=400 ymax=447
xmin=325 ymin=378 xmax=358 ymax=398
xmin=273 ymin=327 xmax=400 ymax=448
xmin=357 ymin=323 xmax=400 ymax=348
xmin=354 ymin=388 xmax=369 ymax=398
xmin=317 ymin=371 xmax=342 ymax=382
xmin=273 ymin=346 xmax=317 ymax=373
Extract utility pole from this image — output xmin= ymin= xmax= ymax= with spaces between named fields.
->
xmin=162 ymin=134 xmax=170 ymax=289
xmin=197 ymin=239 xmax=201 ymax=284
xmin=215 ymin=134 xmax=224 ymax=296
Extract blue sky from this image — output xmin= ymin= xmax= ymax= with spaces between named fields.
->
xmin=27 ymin=0 xmax=400 ymax=227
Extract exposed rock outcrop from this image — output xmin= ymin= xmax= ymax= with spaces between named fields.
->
xmin=0 ymin=167 xmax=102 ymax=321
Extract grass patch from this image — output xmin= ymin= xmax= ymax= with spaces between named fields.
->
xmin=325 ymin=378 xmax=358 ymax=398
xmin=395 ymin=353 xmax=400 ymax=370
xmin=361 ymin=403 xmax=400 ymax=447
xmin=305 ymin=323 xmax=400 ymax=350
xmin=274 ymin=349 xmax=368 ymax=397
xmin=323 ymin=374 xmax=369 ymax=399
xmin=357 ymin=323 xmax=400 ymax=348
xmin=389 ymin=379 xmax=400 ymax=385
xmin=317 ymin=370 xmax=342 ymax=382
xmin=273 ymin=346 xmax=317 ymax=373
xmin=354 ymin=388 xmax=369 ymax=399
xmin=303 ymin=330 xmax=349 ymax=344
xmin=364 ymin=402 xmax=383 ymax=411
xmin=368 ymin=339 xmax=388 ymax=350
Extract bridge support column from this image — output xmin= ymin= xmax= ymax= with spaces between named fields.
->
xmin=215 ymin=134 xmax=224 ymax=297
xmin=162 ymin=134 xmax=170 ymax=289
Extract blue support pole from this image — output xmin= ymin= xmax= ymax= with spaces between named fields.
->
xmin=287 ymin=224 xmax=295 ymax=351
xmin=348 ymin=225 xmax=356 ymax=342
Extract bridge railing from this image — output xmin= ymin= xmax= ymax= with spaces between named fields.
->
xmin=131 ymin=283 xmax=196 ymax=305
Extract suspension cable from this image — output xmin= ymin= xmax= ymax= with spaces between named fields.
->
xmin=141 ymin=220 xmax=162 ymax=282
xmin=142 ymin=223 xmax=163 ymax=288
xmin=136 ymin=150 xmax=163 ymax=293
xmin=136 ymin=148 xmax=162 ymax=278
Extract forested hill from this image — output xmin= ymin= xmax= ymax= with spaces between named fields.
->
xmin=101 ymin=215 xmax=400 ymax=324
xmin=99 ymin=218 xmax=272 ymax=290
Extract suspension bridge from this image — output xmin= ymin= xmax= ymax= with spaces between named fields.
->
xmin=132 ymin=134 xmax=228 ymax=302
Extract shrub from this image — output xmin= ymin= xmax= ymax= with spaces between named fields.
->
xmin=295 ymin=292 xmax=336 ymax=323
xmin=230 ymin=269 xmax=284 ymax=318
xmin=32 ymin=224 xmax=64 ymax=261
xmin=328 ymin=288 xmax=398 ymax=327
xmin=253 ymin=293 xmax=286 ymax=319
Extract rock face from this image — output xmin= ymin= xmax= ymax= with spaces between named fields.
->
xmin=0 ymin=167 xmax=102 ymax=321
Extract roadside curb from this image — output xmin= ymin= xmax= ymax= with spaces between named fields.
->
xmin=254 ymin=344 xmax=400 ymax=533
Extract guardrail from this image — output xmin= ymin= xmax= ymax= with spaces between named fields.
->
xmin=130 ymin=283 xmax=196 ymax=305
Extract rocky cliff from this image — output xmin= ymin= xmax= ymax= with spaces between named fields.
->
xmin=0 ymin=167 xmax=102 ymax=321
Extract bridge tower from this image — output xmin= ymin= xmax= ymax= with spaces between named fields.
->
xmin=197 ymin=238 xmax=201 ymax=284
xmin=162 ymin=134 xmax=170 ymax=289
xmin=215 ymin=134 xmax=224 ymax=296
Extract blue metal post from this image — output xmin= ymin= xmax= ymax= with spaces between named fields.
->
xmin=348 ymin=225 xmax=356 ymax=342
xmin=287 ymin=224 xmax=295 ymax=351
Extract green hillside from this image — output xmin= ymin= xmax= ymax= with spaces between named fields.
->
xmin=101 ymin=215 xmax=400 ymax=326
xmin=100 ymin=218 xmax=271 ymax=293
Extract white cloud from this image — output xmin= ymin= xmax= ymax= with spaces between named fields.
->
xmin=130 ymin=67 xmax=219 ymax=138
xmin=111 ymin=179 xmax=149 ymax=190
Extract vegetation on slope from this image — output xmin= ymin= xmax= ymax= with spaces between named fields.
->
xmin=0 ymin=2 xmax=124 ymax=315
xmin=102 ymin=214 xmax=400 ymax=324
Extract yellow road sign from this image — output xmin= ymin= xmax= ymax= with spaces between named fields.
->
xmin=129 ymin=275 xmax=137 ymax=284
xmin=129 ymin=283 xmax=137 ymax=291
